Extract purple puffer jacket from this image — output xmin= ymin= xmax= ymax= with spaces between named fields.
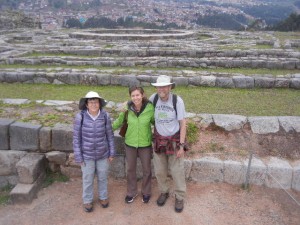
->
xmin=73 ymin=109 xmax=115 ymax=163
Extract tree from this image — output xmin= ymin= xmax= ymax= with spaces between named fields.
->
xmin=65 ymin=18 xmax=82 ymax=28
xmin=272 ymin=13 xmax=300 ymax=31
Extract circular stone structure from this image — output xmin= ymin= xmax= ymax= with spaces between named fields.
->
xmin=69 ymin=29 xmax=195 ymax=40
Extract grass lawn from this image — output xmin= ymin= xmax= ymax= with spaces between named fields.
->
xmin=0 ymin=83 xmax=299 ymax=116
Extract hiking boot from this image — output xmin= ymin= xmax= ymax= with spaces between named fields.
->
xmin=125 ymin=194 xmax=138 ymax=203
xmin=156 ymin=193 xmax=169 ymax=206
xmin=83 ymin=203 xmax=93 ymax=213
xmin=175 ymin=198 xmax=184 ymax=213
xmin=99 ymin=199 xmax=109 ymax=208
xmin=142 ymin=195 xmax=151 ymax=203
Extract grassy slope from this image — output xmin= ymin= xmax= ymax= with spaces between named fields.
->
xmin=0 ymin=83 xmax=299 ymax=116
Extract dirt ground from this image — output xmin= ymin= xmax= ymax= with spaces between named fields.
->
xmin=0 ymin=178 xmax=300 ymax=225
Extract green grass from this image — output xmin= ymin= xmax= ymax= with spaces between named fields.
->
xmin=0 ymin=184 xmax=13 ymax=205
xmin=42 ymin=168 xmax=69 ymax=188
xmin=0 ymin=83 xmax=299 ymax=116
xmin=0 ymin=64 xmax=299 ymax=76
xmin=186 ymin=121 xmax=199 ymax=144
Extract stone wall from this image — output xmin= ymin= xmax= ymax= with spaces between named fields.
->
xmin=0 ymin=69 xmax=299 ymax=89
xmin=1 ymin=114 xmax=300 ymax=197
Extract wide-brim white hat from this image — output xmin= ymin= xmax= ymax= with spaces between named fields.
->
xmin=151 ymin=75 xmax=175 ymax=89
xmin=79 ymin=91 xmax=107 ymax=110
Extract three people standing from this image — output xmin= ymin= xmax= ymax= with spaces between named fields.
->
xmin=73 ymin=75 xmax=187 ymax=213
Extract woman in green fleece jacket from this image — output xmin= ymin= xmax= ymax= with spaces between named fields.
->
xmin=113 ymin=86 xmax=154 ymax=204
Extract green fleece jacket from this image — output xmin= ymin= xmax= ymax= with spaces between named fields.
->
xmin=112 ymin=101 xmax=154 ymax=148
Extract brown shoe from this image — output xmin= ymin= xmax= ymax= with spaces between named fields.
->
xmin=157 ymin=193 xmax=169 ymax=206
xmin=175 ymin=198 xmax=184 ymax=213
xmin=83 ymin=203 xmax=93 ymax=212
xmin=99 ymin=199 xmax=109 ymax=208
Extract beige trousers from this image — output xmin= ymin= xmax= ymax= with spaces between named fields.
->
xmin=153 ymin=152 xmax=186 ymax=200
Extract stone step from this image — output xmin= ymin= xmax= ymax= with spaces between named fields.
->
xmin=10 ymin=172 xmax=45 ymax=204
xmin=16 ymin=154 xmax=46 ymax=183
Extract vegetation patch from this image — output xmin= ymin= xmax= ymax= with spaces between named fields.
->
xmin=0 ymin=184 xmax=13 ymax=205
xmin=186 ymin=121 xmax=199 ymax=145
xmin=42 ymin=168 xmax=69 ymax=188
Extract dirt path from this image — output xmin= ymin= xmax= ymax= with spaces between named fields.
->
xmin=0 ymin=178 xmax=300 ymax=225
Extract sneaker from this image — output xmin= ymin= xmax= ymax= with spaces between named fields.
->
xmin=125 ymin=194 xmax=138 ymax=203
xmin=156 ymin=193 xmax=169 ymax=206
xmin=175 ymin=198 xmax=184 ymax=213
xmin=142 ymin=195 xmax=151 ymax=203
xmin=99 ymin=199 xmax=109 ymax=208
xmin=83 ymin=203 xmax=93 ymax=213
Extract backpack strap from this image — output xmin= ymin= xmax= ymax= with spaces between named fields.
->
xmin=172 ymin=94 xmax=177 ymax=116
xmin=153 ymin=93 xmax=159 ymax=108
xmin=152 ymin=93 xmax=177 ymax=116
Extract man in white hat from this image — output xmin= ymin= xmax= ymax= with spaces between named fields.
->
xmin=149 ymin=75 xmax=187 ymax=213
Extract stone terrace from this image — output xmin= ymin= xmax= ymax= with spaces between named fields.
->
xmin=0 ymin=29 xmax=300 ymax=89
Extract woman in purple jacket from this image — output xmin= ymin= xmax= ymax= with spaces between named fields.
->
xmin=73 ymin=91 xmax=115 ymax=213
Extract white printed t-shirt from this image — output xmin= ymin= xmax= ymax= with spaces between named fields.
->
xmin=149 ymin=93 xmax=186 ymax=137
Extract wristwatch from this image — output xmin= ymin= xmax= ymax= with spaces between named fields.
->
xmin=179 ymin=143 xmax=185 ymax=147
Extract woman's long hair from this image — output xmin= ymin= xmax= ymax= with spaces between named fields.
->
xmin=128 ymin=86 xmax=148 ymax=104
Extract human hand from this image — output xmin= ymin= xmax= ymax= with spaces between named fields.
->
xmin=108 ymin=157 xmax=114 ymax=163
xmin=176 ymin=148 xmax=185 ymax=159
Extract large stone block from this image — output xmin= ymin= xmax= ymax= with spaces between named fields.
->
xmin=232 ymin=76 xmax=254 ymax=89
xmin=45 ymin=151 xmax=67 ymax=165
xmin=39 ymin=126 xmax=52 ymax=152
xmin=224 ymin=160 xmax=247 ymax=185
xmin=290 ymin=78 xmax=300 ymax=89
xmin=110 ymin=156 xmax=125 ymax=178
xmin=113 ymin=131 xmax=126 ymax=156
xmin=254 ymin=77 xmax=275 ymax=88
xmin=96 ymin=74 xmax=111 ymax=85
xmin=278 ymin=116 xmax=300 ymax=133
xmin=119 ymin=75 xmax=140 ymax=87
xmin=0 ymin=118 xmax=14 ymax=149
xmin=212 ymin=114 xmax=247 ymax=131
xmin=248 ymin=117 xmax=280 ymax=134
xmin=0 ymin=150 xmax=26 ymax=176
xmin=200 ymin=76 xmax=216 ymax=87
xmin=198 ymin=113 xmax=213 ymax=128
xmin=190 ymin=157 xmax=224 ymax=183
xmin=0 ymin=175 xmax=18 ymax=188
xmin=16 ymin=153 xmax=46 ymax=184
xmin=52 ymin=123 xmax=73 ymax=152
xmin=275 ymin=78 xmax=290 ymax=88
xmin=10 ymin=122 xmax=42 ymax=151
xmin=173 ymin=77 xmax=189 ymax=87
xmin=265 ymin=157 xmax=293 ymax=189
xmin=215 ymin=77 xmax=234 ymax=88
xmin=292 ymin=161 xmax=300 ymax=192
xmin=188 ymin=76 xmax=201 ymax=86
